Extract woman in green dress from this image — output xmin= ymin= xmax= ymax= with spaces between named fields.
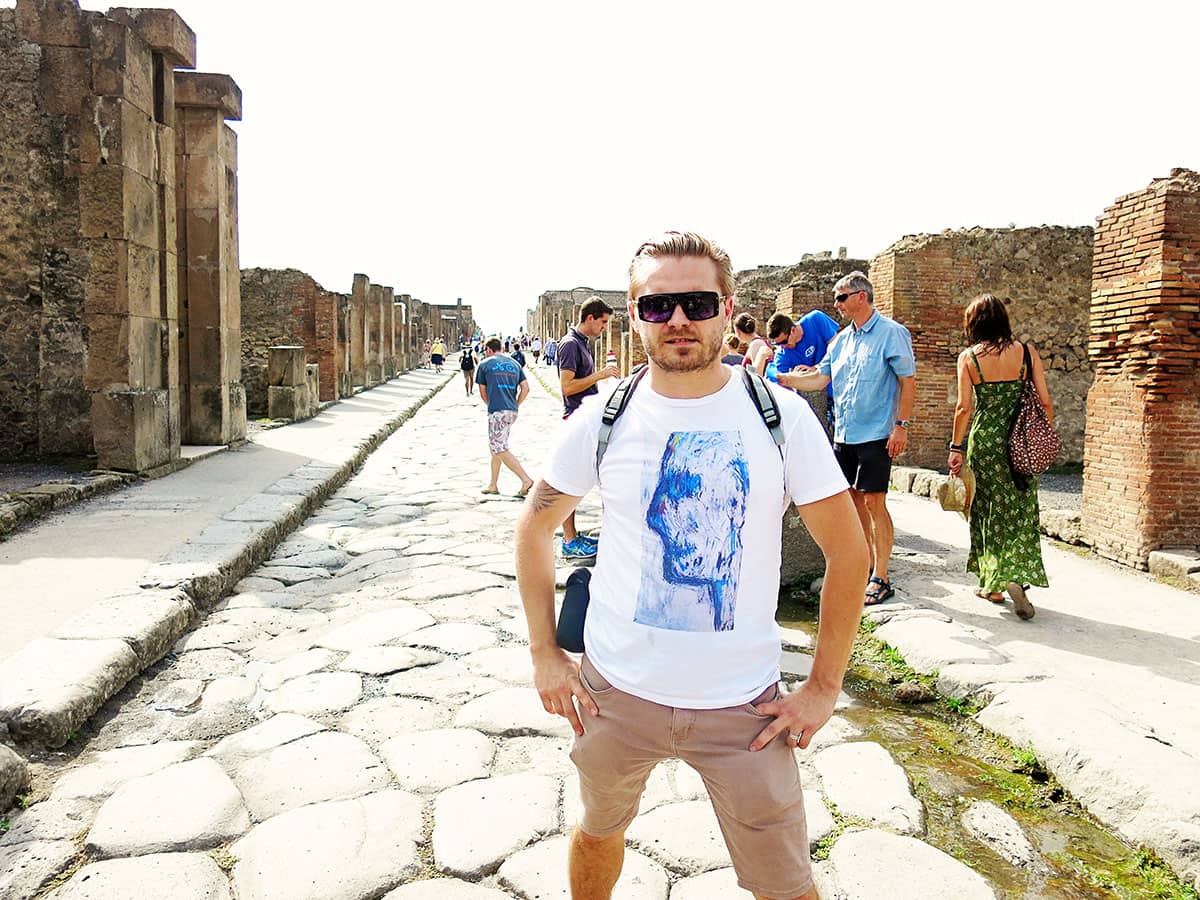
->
xmin=947 ymin=295 xmax=1054 ymax=620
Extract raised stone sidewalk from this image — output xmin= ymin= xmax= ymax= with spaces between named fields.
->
xmin=0 ymin=369 xmax=454 ymax=748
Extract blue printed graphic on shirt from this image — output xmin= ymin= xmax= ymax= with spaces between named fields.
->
xmin=635 ymin=431 xmax=748 ymax=633
xmin=475 ymin=355 xmax=526 ymax=413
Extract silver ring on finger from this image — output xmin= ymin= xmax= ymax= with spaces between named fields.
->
xmin=788 ymin=732 xmax=802 ymax=744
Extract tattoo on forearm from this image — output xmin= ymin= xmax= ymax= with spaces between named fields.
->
xmin=528 ymin=481 xmax=566 ymax=513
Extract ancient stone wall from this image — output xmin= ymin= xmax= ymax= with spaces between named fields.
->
xmin=0 ymin=0 xmax=245 ymax=470
xmin=736 ymin=253 xmax=867 ymax=329
xmin=1083 ymin=170 xmax=1200 ymax=568
xmin=239 ymin=268 xmax=344 ymax=415
xmin=871 ymin=227 xmax=1094 ymax=468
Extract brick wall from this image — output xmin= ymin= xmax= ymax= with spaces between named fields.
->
xmin=872 ymin=227 xmax=1094 ymax=468
xmin=1083 ymin=169 xmax=1200 ymax=567
xmin=240 ymin=268 xmax=341 ymax=415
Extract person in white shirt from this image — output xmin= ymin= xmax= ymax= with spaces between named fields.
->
xmin=515 ymin=231 xmax=868 ymax=900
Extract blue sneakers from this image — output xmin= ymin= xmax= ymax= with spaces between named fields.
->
xmin=577 ymin=533 xmax=599 ymax=549
xmin=560 ymin=537 xmax=597 ymax=559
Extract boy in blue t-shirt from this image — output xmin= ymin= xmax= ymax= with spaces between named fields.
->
xmin=767 ymin=310 xmax=840 ymax=386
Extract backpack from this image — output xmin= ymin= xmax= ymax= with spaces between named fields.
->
xmin=460 ymin=352 xmax=475 ymax=371
xmin=595 ymin=365 xmax=784 ymax=471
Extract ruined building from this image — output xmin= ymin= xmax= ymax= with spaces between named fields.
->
xmin=0 ymin=0 xmax=245 ymax=470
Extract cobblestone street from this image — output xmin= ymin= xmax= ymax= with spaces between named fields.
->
xmin=2 ymin=366 xmax=1197 ymax=899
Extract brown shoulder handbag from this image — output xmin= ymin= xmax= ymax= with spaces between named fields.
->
xmin=1008 ymin=343 xmax=1060 ymax=485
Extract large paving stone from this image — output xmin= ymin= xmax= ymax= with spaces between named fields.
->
xmin=387 ymin=661 xmax=503 ymax=706
xmin=454 ymin=687 xmax=573 ymax=738
xmin=382 ymin=880 xmax=512 ymax=899
xmin=51 ymin=589 xmax=196 ymax=668
xmin=231 ymin=790 xmax=422 ymax=900
xmin=813 ymin=742 xmax=923 ymax=834
xmin=0 ymin=638 xmax=140 ymax=747
xmin=314 ymin=608 xmax=436 ymax=651
xmin=389 ymin=566 xmax=508 ymax=601
xmin=461 ymin=646 xmax=533 ymax=683
xmin=1 ymin=743 xmax=30 ymax=810
xmin=433 ymin=773 xmax=559 ymax=877
xmin=626 ymin=800 xmax=729 ymax=872
xmin=382 ymin=728 xmax=495 ymax=791
xmin=45 ymin=852 xmax=232 ymax=899
xmin=498 ymin=835 xmax=669 ymax=900
xmin=827 ymin=829 xmax=996 ymax=899
xmin=669 ymin=867 xmax=753 ymax=899
xmin=86 ymin=758 xmax=250 ymax=857
xmin=804 ymin=791 xmax=836 ymax=846
xmin=339 ymin=697 xmax=449 ymax=746
xmin=206 ymin=713 xmax=326 ymax=765
xmin=266 ymin=549 xmax=349 ymax=570
xmin=171 ymin=649 xmax=246 ymax=680
xmin=53 ymin=741 xmax=205 ymax=801
xmin=873 ymin=618 xmax=1006 ymax=672
xmin=174 ymin=623 xmax=260 ymax=654
xmin=0 ymin=839 xmax=78 ymax=900
xmin=0 ymin=797 xmax=95 ymax=847
xmin=245 ymin=648 xmax=340 ymax=690
xmin=255 ymin=565 xmax=332 ymax=586
xmin=962 ymin=800 xmax=1036 ymax=868
xmin=492 ymin=736 xmax=573 ymax=777
xmin=234 ymin=731 xmax=391 ymax=819
xmin=262 ymin=672 xmax=362 ymax=716
xmin=403 ymin=623 xmax=499 ymax=654
xmin=339 ymin=646 xmax=443 ymax=675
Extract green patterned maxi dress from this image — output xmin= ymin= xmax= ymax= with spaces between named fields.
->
xmin=965 ymin=353 xmax=1048 ymax=592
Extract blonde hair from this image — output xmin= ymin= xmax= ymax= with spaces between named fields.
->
xmin=628 ymin=231 xmax=735 ymax=300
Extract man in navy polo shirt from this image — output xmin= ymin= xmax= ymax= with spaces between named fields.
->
xmin=557 ymin=297 xmax=620 ymax=559
xmin=780 ymin=272 xmax=915 ymax=608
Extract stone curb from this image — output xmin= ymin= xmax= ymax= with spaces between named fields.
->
xmin=0 ymin=471 xmax=139 ymax=541
xmin=861 ymin=603 xmax=1200 ymax=888
xmin=0 ymin=373 xmax=454 ymax=750
xmin=889 ymin=464 xmax=1086 ymax=546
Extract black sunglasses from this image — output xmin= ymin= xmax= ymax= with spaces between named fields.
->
xmin=833 ymin=290 xmax=863 ymax=304
xmin=636 ymin=291 xmax=723 ymax=323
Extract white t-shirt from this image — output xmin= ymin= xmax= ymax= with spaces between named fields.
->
xmin=544 ymin=370 xmax=848 ymax=708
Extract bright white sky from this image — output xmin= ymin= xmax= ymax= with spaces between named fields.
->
xmin=86 ymin=0 xmax=1198 ymax=335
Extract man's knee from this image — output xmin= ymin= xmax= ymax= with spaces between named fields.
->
xmin=573 ymin=825 xmax=625 ymax=848
xmin=860 ymin=490 xmax=888 ymax=513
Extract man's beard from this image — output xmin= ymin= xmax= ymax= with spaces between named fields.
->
xmin=644 ymin=328 xmax=724 ymax=373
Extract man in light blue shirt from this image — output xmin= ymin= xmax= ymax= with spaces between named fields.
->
xmin=779 ymin=272 xmax=915 ymax=608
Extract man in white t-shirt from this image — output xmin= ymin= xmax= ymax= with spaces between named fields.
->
xmin=515 ymin=231 xmax=868 ymax=900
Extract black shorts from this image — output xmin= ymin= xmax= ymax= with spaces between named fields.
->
xmin=834 ymin=438 xmax=891 ymax=493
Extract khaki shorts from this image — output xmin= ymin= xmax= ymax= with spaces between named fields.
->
xmin=571 ymin=656 xmax=812 ymax=899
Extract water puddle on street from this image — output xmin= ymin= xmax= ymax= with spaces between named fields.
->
xmin=777 ymin=591 xmax=1195 ymax=900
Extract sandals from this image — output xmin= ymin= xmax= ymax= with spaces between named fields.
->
xmin=480 ymin=488 xmax=499 ymax=495
xmin=1007 ymin=582 xmax=1036 ymax=620
xmin=974 ymin=588 xmax=1005 ymax=604
xmin=864 ymin=576 xmax=895 ymax=606
xmin=516 ymin=482 xmax=534 ymax=498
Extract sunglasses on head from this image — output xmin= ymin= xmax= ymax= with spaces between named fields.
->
xmin=636 ymin=291 xmax=723 ymax=323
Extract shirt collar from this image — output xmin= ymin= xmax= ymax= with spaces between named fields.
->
xmin=853 ymin=309 xmax=881 ymax=334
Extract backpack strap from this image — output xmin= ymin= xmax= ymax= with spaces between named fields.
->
xmin=741 ymin=368 xmax=785 ymax=456
xmin=596 ymin=365 xmax=647 ymax=470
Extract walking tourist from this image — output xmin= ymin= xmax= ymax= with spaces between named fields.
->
xmin=430 ymin=337 xmax=446 ymax=373
xmin=512 ymin=344 xmax=527 ymax=369
xmin=720 ymin=332 xmax=744 ymax=365
xmin=947 ymin=294 xmax=1050 ymax=620
xmin=460 ymin=344 xmax=477 ymax=396
xmin=733 ymin=312 xmax=772 ymax=375
xmin=556 ymin=297 xmax=620 ymax=560
xmin=779 ymin=271 xmax=916 ymax=607
xmin=515 ymin=230 xmax=867 ymax=900
xmin=544 ymin=338 xmax=558 ymax=366
xmin=532 ymin=336 xmax=543 ymax=363
xmin=475 ymin=338 xmax=534 ymax=497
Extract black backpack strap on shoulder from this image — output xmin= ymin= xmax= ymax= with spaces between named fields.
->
xmin=596 ymin=365 xmax=647 ymax=471
xmin=741 ymin=367 xmax=785 ymax=455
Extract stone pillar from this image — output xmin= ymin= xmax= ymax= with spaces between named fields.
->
xmin=336 ymin=293 xmax=353 ymax=397
xmin=383 ymin=287 xmax=396 ymax=378
xmin=175 ymin=72 xmax=245 ymax=446
xmin=314 ymin=287 xmax=339 ymax=402
xmin=398 ymin=295 xmax=411 ymax=373
xmin=621 ymin=331 xmax=633 ymax=377
xmin=350 ymin=274 xmax=367 ymax=389
xmin=1083 ymin=169 xmax=1200 ymax=568
xmin=366 ymin=283 xmax=383 ymax=385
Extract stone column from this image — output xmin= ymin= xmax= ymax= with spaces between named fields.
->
xmin=398 ymin=295 xmax=411 ymax=373
xmin=350 ymin=274 xmax=367 ymax=389
xmin=383 ymin=287 xmax=396 ymax=378
xmin=621 ymin=331 xmax=632 ymax=377
xmin=314 ymin=287 xmax=339 ymax=402
xmin=1083 ymin=169 xmax=1200 ymax=568
xmin=366 ymin=283 xmax=383 ymax=385
xmin=175 ymin=72 xmax=246 ymax=446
